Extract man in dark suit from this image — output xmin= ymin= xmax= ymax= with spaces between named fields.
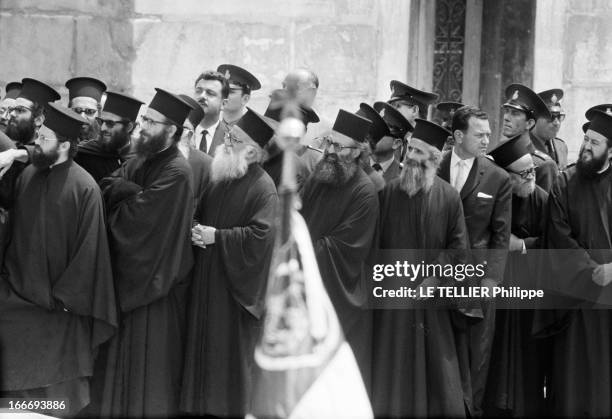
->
xmin=438 ymin=105 xmax=512 ymax=417
xmin=193 ymin=70 xmax=229 ymax=156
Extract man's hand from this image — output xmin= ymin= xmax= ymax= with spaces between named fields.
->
xmin=592 ymin=263 xmax=612 ymax=287
xmin=415 ymin=276 xmax=440 ymax=300
xmin=191 ymin=225 xmax=216 ymax=248
xmin=0 ymin=149 xmax=23 ymax=178
xmin=509 ymin=233 xmax=524 ymax=252
xmin=481 ymin=277 xmax=498 ymax=300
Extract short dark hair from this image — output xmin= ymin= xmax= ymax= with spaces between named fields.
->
xmin=451 ymin=105 xmax=488 ymax=133
xmin=194 ymin=71 xmax=230 ymax=99
xmin=31 ymin=102 xmax=45 ymax=119
xmin=172 ymin=125 xmax=183 ymax=143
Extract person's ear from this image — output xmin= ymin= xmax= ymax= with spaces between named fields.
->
xmin=34 ymin=113 xmax=45 ymax=128
xmin=453 ymin=130 xmax=464 ymax=145
xmin=526 ymin=118 xmax=536 ymax=130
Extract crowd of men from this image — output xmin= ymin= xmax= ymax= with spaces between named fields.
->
xmin=0 ymin=64 xmax=611 ymax=419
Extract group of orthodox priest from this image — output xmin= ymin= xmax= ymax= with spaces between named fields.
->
xmin=0 ymin=64 xmax=611 ymax=419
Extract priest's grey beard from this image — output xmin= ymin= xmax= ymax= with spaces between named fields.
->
xmin=399 ymin=157 xmax=437 ymax=197
xmin=512 ymin=178 xmax=535 ymax=198
xmin=576 ymin=145 xmax=609 ymax=179
xmin=211 ymin=144 xmax=251 ymax=182
xmin=312 ymin=153 xmax=358 ymax=187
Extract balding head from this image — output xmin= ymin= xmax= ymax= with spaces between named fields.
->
xmin=283 ymin=68 xmax=319 ymax=108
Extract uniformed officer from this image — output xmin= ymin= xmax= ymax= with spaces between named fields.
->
xmin=531 ymin=89 xmax=568 ymax=170
xmin=501 ymin=83 xmax=558 ymax=192
xmin=386 ymin=80 xmax=438 ymax=161
xmin=435 ymin=101 xmax=465 ymax=151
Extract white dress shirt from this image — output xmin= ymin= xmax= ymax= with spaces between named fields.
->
xmin=195 ymin=118 xmax=221 ymax=154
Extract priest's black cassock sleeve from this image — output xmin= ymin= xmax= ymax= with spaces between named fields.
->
xmin=97 ymin=145 xmax=194 ymax=418
xmin=0 ymin=160 xmax=117 ymax=415
xmin=180 ymin=163 xmax=278 ymax=417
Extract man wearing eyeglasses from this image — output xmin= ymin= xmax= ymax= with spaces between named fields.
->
xmin=98 ymin=88 xmax=195 ymax=418
xmin=485 ymin=134 xmax=549 ymax=417
xmin=531 ymin=89 xmax=569 ymax=171
xmin=182 ymin=108 xmax=278 ymax=417
xmin=542 ymin=110 xmax=612 ymax=417
xmin=65 ymin=77 xmax=106 ymax=143
xmin=0 ymin=103 xmax=116 ymax=417
xmin=300 ymin=109 xmax=379 ymax=394
xmin=217 ymin=64 xmax=261 ymax=125
xmin=0 ymin=81 xmax=21 ymax=133
xmin=371 ymin=101 xmax=413 ymax=183
xmin=500 ymin=83 xmax=559 ymax=193
xmin=74 ymin=91 xmax=143 ymax=182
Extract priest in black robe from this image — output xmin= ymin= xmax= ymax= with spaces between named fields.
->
xmin=300 ymin=109 xmax=379 ymax=393
xmin=0 ymin=103 xmax=117 ymax=416
xmin=373 ymin=119 xmax=469 ymax=417
xmin=484 ymin=134 xmax=549 ymax=417
xmin=543 ymin=110 xmax=612 ymax=417
xmin=181 ymin=108 xmax=278 ymax=417
xmin=75 ymin=91 xmax=143 ymax=182
xmin=98 ymin=89 xmax=196 ymax=418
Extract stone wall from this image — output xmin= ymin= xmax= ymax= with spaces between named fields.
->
xmin=0 ymin=0 xmax=414 ymax=122
xmin=534 ymin=0 xmax=612 ymax=161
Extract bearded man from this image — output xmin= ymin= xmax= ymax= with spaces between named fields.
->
xmin=542 ymin=110 xmax=612 ymax=417
xmin=0 ymin=103 xmax=116 ymax=417
xmin=75 ymin=91 xmax=142 ymax=182
xmin=65 ymin=77 xmax=106 ymax=143
xmin=181 ymin=108 xmax=278 ymax=417
xmin=0 ymin=82 xmax=21 ymax=133
xmin=373 ymin=119 xmax=469 ymax=418
xmin=485 ymin=135 xmax=549 ymax=417
xmin=300 ymin=109 xmax=379 ymax=393
xmin=97 ymin=88 xmax=195 ymax=418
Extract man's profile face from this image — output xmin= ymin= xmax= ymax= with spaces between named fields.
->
xmin=224 ymin=84 xmax=248 ymax=114
xmin=456 ymin=117 xmax=491 ymax=158
xmin=502 ymin=107 xmax=530 ymax=138
xmin=136 ymin=108 xmax=172 ymax=158
xmin=404 ymin=138 xmax=431 ymax=165
xmin=579 ymin=130 xmax=610 ymax=171
xmin=0 ymin=98 xmax=16 ymax=132
xmin=32 ymin=126 xmax=62 ymax=169
xmin=390 ymin=100 xmax=419 ymax=125
xmin=533 ymin=114 xmax=562 ymax=141
xmin=6 ymin=98 xmax=37 ymax=143
xmin=194 ymin=79 xmax=224 ymax=118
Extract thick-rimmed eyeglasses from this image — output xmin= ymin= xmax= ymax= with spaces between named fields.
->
xmin=95 ymin=117 xmax=127 ymax=129
xmin=509 ymin=166 xmax=536 ymax=179
xmin=321 ymin=137 xmax=359 ymax=152
xmin=140 ymin=115 xmax=172 ymax=127
xmin=72 ymin=107 xmax=97 ymax=117
xmin=548 ymin=113 xmax=566 ymax=123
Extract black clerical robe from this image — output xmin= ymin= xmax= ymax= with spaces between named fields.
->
xmin=542 ymin=165 xmax=612 ymax=417
xmin=484 ymin=185 xmax=548 ymax=417
xmin=372 ymin=176 xmax=469 ymax=418
xmin=75 ymin=139 xmax=133 ymax=182
xmin=263 ymin=149 xmax=310 ymax=192
xmin=300 ymin=168 xmax=378 ymax=393
xmin=184 ymin=148 xmax=212 ymax=207
xmin=0 ymin=160 xmax=117 ymax=415
xmin=181 ymin=163 xmax=278 ymax=417
xmin=98 ymin=145 xmax=194 ymax=418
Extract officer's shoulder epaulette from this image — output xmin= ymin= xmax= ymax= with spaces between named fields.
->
xmin=532 ymin=149 xmax=551 ymax=161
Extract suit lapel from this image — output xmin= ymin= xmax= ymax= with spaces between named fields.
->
xmin=439 ymin=151 xmax=451 ymax=183
xmin=208 ymin=122 xmax=227 ymax=156
xmin=460 ymin=157 xmax=484 ymax=200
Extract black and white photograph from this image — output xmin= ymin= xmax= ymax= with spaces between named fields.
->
xmin=0 ymin=0 xmax=611 ymax=418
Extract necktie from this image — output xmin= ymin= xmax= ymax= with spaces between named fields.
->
xmin=454 ymin=160 xmax=468 ymax=193
xmin=199 ymin=130 xmax=208 ymax=152
xmin=546 ymin=140 xmax=557 ymax=162
xmin=372 ymin=163 xmax=383 ymax=172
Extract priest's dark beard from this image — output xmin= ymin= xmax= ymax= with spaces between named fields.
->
xmin=399 ymin=157 xmax=436 ymax=197
xmin=5 ymin=116 xmax=36 ymax=145
xmin=80 ymin=119 xmax=100 ymax=143
xmin=210 ymin=144 xmax=251 ymax=182
xmin=99 ymin=127 xmax=130 ymax=153
xmin=312 ymin=153 xmax=358 ymax=187
xmin=135 ymin=130 xmax=168 ymax=160
xmin=31 ymin=144 xmax=60 ymax=170
xmin=576 ymin=146 xmax=609 ymax=179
